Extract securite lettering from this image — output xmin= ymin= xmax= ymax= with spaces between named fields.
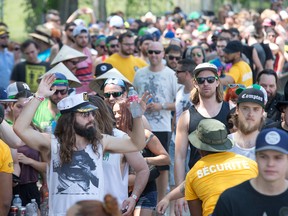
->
xmin=241 ymin=93 xmax=263 ymax=101
xmin=197 ymin=160 xmax=251 ymax=178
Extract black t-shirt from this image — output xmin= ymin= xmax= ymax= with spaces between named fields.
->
xmin=10 ymin=61 xmax=50 ymax=92
xmin=265 ymin=93 xmax=284 ymax=123
xmin=213 ymin=180 xmax=288 ymax=216
xmin=187 ymin=101 xmax=230 ymax=168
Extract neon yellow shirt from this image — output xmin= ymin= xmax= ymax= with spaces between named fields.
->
xmin=185 ymin=152 xmax=258 ymax=216
xmin=105 ymin=53 xmax=147 ymax=82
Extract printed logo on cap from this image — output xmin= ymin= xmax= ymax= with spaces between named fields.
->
xmin=265 ymin=131 xmax=281 ymax=145
xmin=241 ymin=93 xmax=263 ymax=101
xmin=100 ymin=65 xmax=107 ymax=72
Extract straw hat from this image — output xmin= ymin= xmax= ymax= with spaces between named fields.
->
xmin=51 ymin=45 xmax=87 ymax=66
xmin=29 ymin=25 xmax=55 ymax=46
xmin=39 ymin=63 xmax=82 ymax=88
xmin=89 ymin=68 xmax=132 ymax=96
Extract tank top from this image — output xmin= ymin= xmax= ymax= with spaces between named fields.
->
xmin=187 ymin=102 xmax=230 ymax=168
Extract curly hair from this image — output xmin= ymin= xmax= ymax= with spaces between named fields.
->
xmin=54 ymin=112 xmax=103 ymax=164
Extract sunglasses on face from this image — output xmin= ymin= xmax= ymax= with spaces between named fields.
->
xmin=109 ymin=44 xmax=119 ymax=48
xmin=176 ymin=70 xmax=186 ymax=74
xmin=103 ymin=91 xmax=124 ymax=98
xmin=148 ymin=50 xmax=162 ymax=55
xmin=196 ymin=76 xmax=218 ymax=84
xmin=78 ymin=111 xmax=96 ymax=118
xmin=14 ymin=47 xmax=20 ymax=51
xmin=67 ymin=28 xmax=74 ymax=32
xmin=99 ymin=45 xmax=106 ymax=49
xmin=54 ymin=88 xmax=68 ymax=95
xmin=192 ymin=52 xmax=202 ymax=58
xmin=168 ymin=55 xmax=181 ymax=61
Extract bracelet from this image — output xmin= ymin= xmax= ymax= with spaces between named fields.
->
xmin=131 ymin=194 xmax=138 ymax=202
xmin=34 ymin=93 xmax=45 ymax=102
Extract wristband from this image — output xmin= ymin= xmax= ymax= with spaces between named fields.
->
xmin=131 ymin=194 xmax=138 ymax=202
xmin=161 ymin=103 xmax=167 ymax=110
xmin=34 ymin=94 xmax=45 ymax=102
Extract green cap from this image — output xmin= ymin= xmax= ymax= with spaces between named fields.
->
xmin=188 ymin=119 xmax=233 ymax=152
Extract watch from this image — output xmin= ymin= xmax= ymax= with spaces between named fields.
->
xmin=161 ymin=103 xmax=168 ymax=110
xmin=131 ymin=194 xmax=138 ymax=201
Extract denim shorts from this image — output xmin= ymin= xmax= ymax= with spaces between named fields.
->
xmin=135 ymin=191 xmax=157 ymax=209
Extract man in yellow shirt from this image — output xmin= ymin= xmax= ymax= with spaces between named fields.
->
xmin=156 ymin=119 xmax=258 ymax=216
xmin=220 ymin=40 xmax=253 ymax=87
xmin=105 ymin=31 xmax=147 ymax=82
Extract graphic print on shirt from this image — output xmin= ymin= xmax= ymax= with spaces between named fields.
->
xmin=53 ymin=149 xmax=99 ymax=194
xmin=143 ymin=74 xmax=165 ymax=124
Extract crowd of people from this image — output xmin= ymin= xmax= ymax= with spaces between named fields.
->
xmin=0 ymin=1 xmax=288 ymax=216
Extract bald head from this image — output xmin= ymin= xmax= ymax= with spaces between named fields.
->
xmin=148 ymin=41 xmax=164 ymax=52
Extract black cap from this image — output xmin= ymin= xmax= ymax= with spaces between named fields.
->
xmin=95 ymin=63 xmax=113 ymax=77
xmin=223 ymin=40 xmax=243 ymax=54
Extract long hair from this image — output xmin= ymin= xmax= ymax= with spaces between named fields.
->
xmin=89 ymin=95 xmax=114 ymax=135
xmin=54 ymin=112 xmax=103 ymax=164
xmin=190 ymin=81 xmax=224 ymax=104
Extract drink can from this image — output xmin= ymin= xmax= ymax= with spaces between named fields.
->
xmin=9 ymin=206 xmax=18 ymax=216
xmin=18 ymin=207 xmax=26 ymax=216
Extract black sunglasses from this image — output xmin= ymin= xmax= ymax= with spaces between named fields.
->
xmin=109 ymin=44 xmax=119 ymax=48
xmin=103 ymin=91 xmax=124 ymax=98
xmin=54 ymin=88 xmax=68 ymax=95
xmin=196 ymin=76 xmax=218 ymax=84
xmin=168 ymin=55 xmax=181 ymax=61
xmin=148 ymin=50 xmax=162 ymax=55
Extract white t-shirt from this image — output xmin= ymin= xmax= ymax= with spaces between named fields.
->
xmin=133 ymin=66 xmax=177 ymax=132
xmin=103 ymin=128 xmax=129 ymax=206
xmin=175 ymin=85 xmax=192 ymax=124
xmin=48 ymin=135 xmax=104 ymax=216
xmin=228 ymin=133 xmax=256 ymax=161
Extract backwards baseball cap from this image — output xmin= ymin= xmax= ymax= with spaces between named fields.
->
xmin=255 ymin=128 xmax=288 ymax=154
xmin=57 ymin=92 xmax=97 ymax=114
xmin=0 ymin=25 xmax=9 ymax=36
xmin=223 ymin=40 xmax=243 ymax=54
xmin=52 ymin=73 xmax=69 ymax=87
xmin=188 ymin=119 xmax=234 ymax=152
xmin=193 ymin=62 xmax=218 ymax=77
xmin=73 ymin=25 xmax=89 ymax=37
xmin=7 ymin=82 xmax=31 ymax=99
xmin=101 ymin=78 xmax=126 ymax=90
xmin=95 ymin=63 xmax=113 ymax=77
xmin=237 ymin=87 xmax=265 ymax=108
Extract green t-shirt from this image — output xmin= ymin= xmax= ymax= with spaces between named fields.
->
xmin=33 ymin=99 xmax=61 ymax=131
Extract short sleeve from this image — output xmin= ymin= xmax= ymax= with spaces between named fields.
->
xmin=0 ymin=140 xmax=14 ymax=173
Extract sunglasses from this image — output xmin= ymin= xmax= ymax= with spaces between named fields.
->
xmin=148 ymin=50 xmax=162 ymax=55
xmin=54 ymin=88 xmax=68 ymax=95
xmin=168 ymin=55 xmax=181 ymax=61
xmin=67 ymin=28 xmax=74 ymax=32
xmin=78 ymin=111 xmax=96 ymax=118
xmin=14 ymin=47 xmax=20 ymax=51
xmin=99 ymin=45 xmax=106 ymax=49
xmin=192 ymin=52 xmax=202 ymax=58
xmin=176 ymin=70 xmax=186 ymax=74
xmin=67 ymin=60 xmax=78 ymax=65
xmin=109 ymin=44 xmax=119 ymax=48
xmin=196 ymin=76 xmax=218 ymax=84
xmin=103 ymin=91 xmax=124 ymax=98
xmin=228 ymin=84 xmax=246 ymax=89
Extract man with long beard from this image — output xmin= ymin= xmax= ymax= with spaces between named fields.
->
xmin=228 ymin=87 xmax=265 ymax=160
xmin=13 ymin=73 xmax=148 ymax=215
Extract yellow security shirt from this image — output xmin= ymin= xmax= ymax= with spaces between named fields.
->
xmin=185 ymin=152 xmax=257 ymax=216
xmin=0 ymin=139 xmax=14 ymax=173
xmin=105 ymin=53 xmax=147 ymax=82
xmin=226 ymin=61 xmax=253 ymax=87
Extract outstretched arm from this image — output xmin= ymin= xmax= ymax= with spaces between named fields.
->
xmin=13 ymin=74 xmax=56 ymax=154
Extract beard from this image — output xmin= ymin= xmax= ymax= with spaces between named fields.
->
xmin=238 ymin=118 xmax=261 ymax=135
xmin=74 ymin=121 xmax=96 ymax=140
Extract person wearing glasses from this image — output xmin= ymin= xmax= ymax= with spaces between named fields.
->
xmin=133 ymin=41 xmax=177 ymax=203
xmin=105 ymin=31 xmax=147 ymax=82
xmin=13 ymin=73 xmax=148 ymax=215
xmin=174 ymin=63 xmax=230 ymax=215
xmin=106 ymin=36 xmax=120 ymax=56
xmin=184 ymin=46 xmax=206 ymax=65
xmin=33 ymin=72 xmax=69 ymax=132
xmin=165 ymin=44 xmax=182 ymax=71
xmin=10 ymin=39 xmax=50 ymax=92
